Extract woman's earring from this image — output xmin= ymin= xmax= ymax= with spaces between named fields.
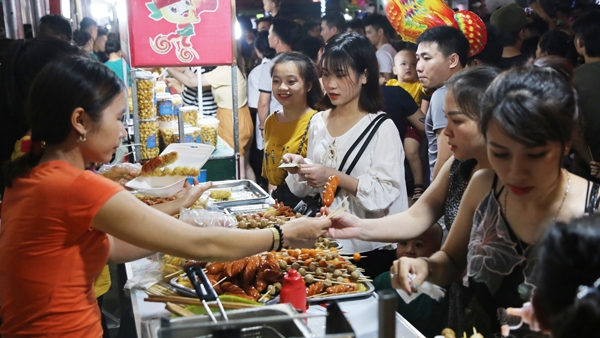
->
xmin=80 ymin=133 xmax=87 ymax=142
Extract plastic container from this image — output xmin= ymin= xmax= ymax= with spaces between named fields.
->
xmin=158 ymin=120 xmax=178 ymax=148
xmin=156 ymin=93 xmax=176 ymax=122
xmin=135 ymin=71 xmax=156 ymax=119
xmin=198 ymin=117 xmax=219 ymax=147
xmin=171 ymin=94 xmax=182 ymax=118
xmin=140 ymin=118 xmax=159 ymax=159
xmin=155 ymin=81 xmax=167 ymax=93
xmin=280 ymin=269 xmax=307 ymax=314
xmin=180 ymin=106 xmax=199 ymax=127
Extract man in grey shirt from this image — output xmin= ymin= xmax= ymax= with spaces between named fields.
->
xmin=415 ymin=26 xmax=469 ymax=181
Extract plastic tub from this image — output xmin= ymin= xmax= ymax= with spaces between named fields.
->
xmin=198 ymin=117 xmax=219 ymax=147
xmin=156 ymin=93 xmax=176 ymax=122
xmin=155 ymin=81 xmax=167 ymax=93
xmin=139 ymin=118 xmax=159 ymax=159
xmin=135 ymin=71 xmax=156 ymax=119
xmin=159 ymin=120 xmax=179 ymax=147
xmin=180 ymin=106 xmax=199 ymax=127
xmin=172 ymin=94 xmax=182 ymax=117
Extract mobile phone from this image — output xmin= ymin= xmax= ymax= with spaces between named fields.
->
xmin=524 ymin=7 xmax=533 ymax=14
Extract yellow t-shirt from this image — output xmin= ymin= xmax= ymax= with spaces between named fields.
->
xmin=262 ymin=110 xmax=317 ymax=186
xmin=386 ymin=79 xmax=425 ymax=107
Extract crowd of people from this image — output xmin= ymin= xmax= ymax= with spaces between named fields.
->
xmin=2 ymin=2 xmax=600 ymax=337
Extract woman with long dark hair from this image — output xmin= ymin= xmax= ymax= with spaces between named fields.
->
xmin=263 ymin=52 xmax=323 ymax=207
xmin=282 ymin=33 xmax=408 ymax=278
xmin=0 ymin=56 xmax=330 ymax=337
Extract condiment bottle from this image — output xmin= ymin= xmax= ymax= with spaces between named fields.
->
xmin=280 ymin=268 xmax=307 ymax=313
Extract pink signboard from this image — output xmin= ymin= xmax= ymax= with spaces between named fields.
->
xmin=127 ymin=0 xmax=233 ymax=67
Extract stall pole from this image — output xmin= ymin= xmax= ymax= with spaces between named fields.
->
xmin=231 ymin=0 xmax=240 ymax=179
xmin=131 ymin=72 xmax=141 ymax=162
xmin=197 ymin=68 xmax=204 ymax=114
xmin=3 ymin=0 xmax=24 ymax=39
xmin=28 ymin=0 xmax=49 ymax=37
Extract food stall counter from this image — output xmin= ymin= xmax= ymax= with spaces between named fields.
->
xmin=125 ymin=258 xmax=425 ymax=338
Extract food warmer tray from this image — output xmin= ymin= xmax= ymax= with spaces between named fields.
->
xmin=170 ymin=276 xmax=374 ymax=304
xmin=223 ymin=204 xmax=272 ymax=216
xmin=208 ymin=180 xmax=270 ymax=208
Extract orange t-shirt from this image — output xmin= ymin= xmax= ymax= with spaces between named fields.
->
xmin=0 ymin=161 xmax=123 ymax=338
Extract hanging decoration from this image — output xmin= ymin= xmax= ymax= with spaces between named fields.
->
xmin=385 ymin=0 xmax=487 ymax=57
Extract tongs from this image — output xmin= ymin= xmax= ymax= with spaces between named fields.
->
xmin=184 ymin=265 xmax=229 ymax=323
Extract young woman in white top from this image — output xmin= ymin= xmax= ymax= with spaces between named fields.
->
xmin=282 ymin=32 xmax=408 ymax=278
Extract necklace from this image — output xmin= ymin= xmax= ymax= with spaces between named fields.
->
xmin=503 ymin=169 xmax=571 ymax=222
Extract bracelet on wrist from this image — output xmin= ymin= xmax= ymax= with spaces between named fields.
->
xmin=272 ymin=224 xmax=285 ymax=251
xmin=269 ymin=227 xmax=280 ymax=251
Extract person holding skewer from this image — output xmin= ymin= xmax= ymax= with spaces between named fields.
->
xmin=281 ymin=32 xmax=409 ymax=278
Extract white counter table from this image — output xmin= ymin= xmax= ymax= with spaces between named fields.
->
xmin=126 ymin=257 xmax=425 ymax=338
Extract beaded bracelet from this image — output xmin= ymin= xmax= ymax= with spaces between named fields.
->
xmin=272 ymin=224 xmax=285 ymax=251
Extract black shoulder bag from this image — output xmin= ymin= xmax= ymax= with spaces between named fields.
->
xmin=294 ymin=114 xmax=390 ymax=216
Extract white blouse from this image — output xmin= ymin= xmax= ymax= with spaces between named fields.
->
xmin=286 ymin=111 xmax=409 ymax=253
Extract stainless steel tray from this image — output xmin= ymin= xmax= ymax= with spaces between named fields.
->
xmin=157 ymin=304 xmax=314 ymax=338
xmin=170 ymin=276 xmax=374 ymax=304
xmin=223 ymin=204 xmax=272 ymax=216
xmin=208 ymin=180 xmax=270 ymax=208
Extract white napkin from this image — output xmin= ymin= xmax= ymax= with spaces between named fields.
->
xmin=395 ymin=273 xmax=445 ymax=303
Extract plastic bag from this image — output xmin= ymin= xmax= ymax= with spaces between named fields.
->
xmin=98 ymin=163 xmax=141 ymax=186
xmin=179 ymin=207 xmax=236 ymax=228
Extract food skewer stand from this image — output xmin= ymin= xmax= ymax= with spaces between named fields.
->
xmin=117 ymin=1 xmax=426 ymax=337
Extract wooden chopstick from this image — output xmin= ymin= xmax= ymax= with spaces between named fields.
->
xmin=145 ymin=295 xmax=261 ymax=309
xmin=327 ymin=205 xmax=349 ymax=219
xmin=165 ymin=302 xmax=195 ymax=317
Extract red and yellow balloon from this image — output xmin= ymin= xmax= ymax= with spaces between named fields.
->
xmin=385 ymin=0 xmax=487 ymax=57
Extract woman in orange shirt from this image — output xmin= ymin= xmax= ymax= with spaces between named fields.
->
xmin=0 ymin=56 xmax=330 ymax=337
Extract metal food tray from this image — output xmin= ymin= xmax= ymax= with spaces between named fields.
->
xmin=208 ymin=180 xmax=270 ymax=208
xmin=170 ymin=276 xmax=374 ymax=304
xmin=224 ymin=204 xmax=273 ymax=216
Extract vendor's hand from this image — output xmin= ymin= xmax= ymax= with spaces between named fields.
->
xmin=390 ymin=257 xmax=429 ymax=295
xmin=281 ymin=216 xmax=331 ymax=248
xmin=176 ymin=180 xmax=213 ymax=208
xmin=299 ymin=164 xmax=334 ymax=188
xmin=280 ymin=153 xmax=305 ymax=174
xmin=591 ymin=161 xmax=600 ymax=178
xmin=322 ymin=209 xmax=364 ymax=239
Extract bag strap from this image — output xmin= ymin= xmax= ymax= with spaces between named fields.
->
xmin=296 ymin=113 xmax=314 ymax=155
xmin=337 ymin=114 xmax=389 ymax=176
xmin=586 ymin=181 xmax=600 ymax=214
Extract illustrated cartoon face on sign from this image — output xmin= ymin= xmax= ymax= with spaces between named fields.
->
xmin=160 ymin=0 xmax=197 ymax=25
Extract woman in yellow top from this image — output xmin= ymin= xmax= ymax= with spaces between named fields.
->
xmin=263 ymin=52 xmax=323 ymax=207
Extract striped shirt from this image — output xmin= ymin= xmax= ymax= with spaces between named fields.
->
xmin=182 ymin=67 xmax=218 ymax=116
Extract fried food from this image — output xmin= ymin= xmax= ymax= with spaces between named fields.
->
xmin=210 ymin=189 xmax=232 ymax=200
xmin=323 ymin=175 xmax=340 ymax=207
xmin=141 ymin=151 xmax=179 ymax=175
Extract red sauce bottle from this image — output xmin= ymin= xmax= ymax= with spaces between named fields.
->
xmin=279 ymin=268 xmax=307 ymax=313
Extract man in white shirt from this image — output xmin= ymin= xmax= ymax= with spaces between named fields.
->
xmin=364 ymin=14 xmax=397 ymax=81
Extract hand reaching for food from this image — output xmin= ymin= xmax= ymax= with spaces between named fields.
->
xmin=324 ymin=210 xmax=364 ymax=239
xmin=281 ymin=217 xmax=331 ymax=249
xmin=176 ymin=180 xmax=212 ymax=209
xmin=99 ymin=163 xmax=141 ymax=185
